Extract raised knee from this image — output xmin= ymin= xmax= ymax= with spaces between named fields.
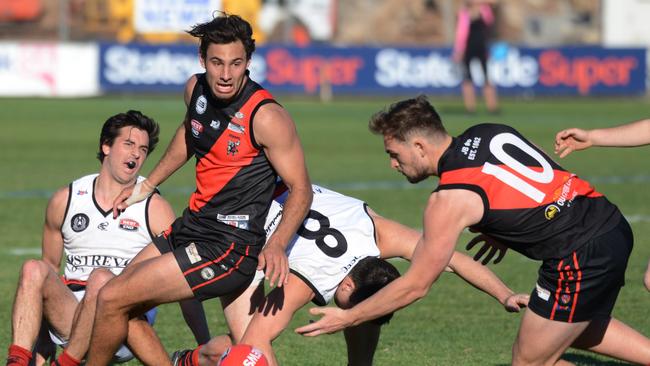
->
xmin=19 ymin=259 xmax=52 ymax=287
xmin=96 ymin=280 xmax=124 ymax=311
xmin=85 ymin=268 xmax=115 ymax=297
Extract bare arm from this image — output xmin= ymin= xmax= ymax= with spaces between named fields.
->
xmin=240 ymin=274 xmax=315 ymax=366
xmin=296 ymin=189 xmax=483 ymax=336
xmin=113 ymin=77 xmax=197 ymax=216
xmin=146 ymin=193 xmax=176 ymax=236
xmin=42 ymin=186 xmax=69 ymax=272
xmin=447 ymin=252 xmax=528 ymax=312
xmin=254 ymin=103 xmax=312 ymax=287
xmin=555 ymin=119 xmax=650 ymax=158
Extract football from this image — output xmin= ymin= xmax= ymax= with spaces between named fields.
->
xmin=218 ymin=344 xmax=269 ymax=366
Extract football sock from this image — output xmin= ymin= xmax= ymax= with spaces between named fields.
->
xmin=176 ymin=346 xmax=201 ymax=366
xmin=50 ymin=350 xmax=81 ymax=366
xmin=6 ymin=344 xmax=32 ymax=366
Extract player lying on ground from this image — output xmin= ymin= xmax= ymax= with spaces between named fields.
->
xmin=171 ymin=183 xmax=529 ymax=366
xmin=5 ymin=111 xmax=209 ymax=366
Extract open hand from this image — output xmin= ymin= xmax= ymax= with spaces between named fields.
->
xmin=465 ymin=234 xmax=507 ymax=265
xmin=295 ymin=307 xmax=351 ymax=337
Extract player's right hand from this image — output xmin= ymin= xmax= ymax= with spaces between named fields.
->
xmin=112 ymin=180 xmax=155 ymax=218
xmin=554 ymin=128 xmax=592 ymax=158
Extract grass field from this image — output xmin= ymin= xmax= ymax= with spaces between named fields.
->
xmin=1 ymin=95 xmax=649 ymax=365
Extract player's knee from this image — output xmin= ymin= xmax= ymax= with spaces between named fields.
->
xmin=96 ymin=280 xmax=126 ymax=312
xmin=85 ymin=268 xmax=115 ymax=298
xmin=643 ymin=272 xmax=650 ymax=292
xmin=19 ymin=259 xmax=51 ymax=287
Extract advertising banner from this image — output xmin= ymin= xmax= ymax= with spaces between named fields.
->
xmin=98 ymin=43 xmax=646 ymax=96
xmin=134 ymin=0 xmax=222 ymax=33
xmin=0 ymin=42 xmax=99 ymax=97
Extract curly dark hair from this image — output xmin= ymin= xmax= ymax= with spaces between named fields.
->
xmin=97 ymin=110 xmax=160 ymax=163
xmin=368 ymin=95 xmax=446 ymax=141
xmin=347 ymin=257 xmax=401 ymax=326
xmin=187 ymin=12 xmax=255 ymax=60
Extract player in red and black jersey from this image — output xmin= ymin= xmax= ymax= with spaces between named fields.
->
xmin=555 ymin=118 xmax=650 ymax=293
xmin=298 ymin=96 xmax=650 ymax=365
xmin=85 ymin=13 xmax=312 ymax=366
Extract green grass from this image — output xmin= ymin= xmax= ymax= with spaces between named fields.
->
xmin=1 ymin=95 xmax=649 ymax=365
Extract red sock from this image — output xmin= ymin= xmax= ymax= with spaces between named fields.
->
xmin=177 ymin=345 xmax=202 ymax=366
xmin=6 ymin=344 xmax=32 ymax=366
xmin=51 ymin=350 xmax=81 ymax=366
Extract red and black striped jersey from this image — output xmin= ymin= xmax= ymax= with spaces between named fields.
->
xmin=436 ymin=123 xmax=621 ymax=260
xmin=178 ymin=73 xmax=278 ymax=245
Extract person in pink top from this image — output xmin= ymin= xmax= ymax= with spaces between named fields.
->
xmin=453 ymin=0 xmax=499 ymax=114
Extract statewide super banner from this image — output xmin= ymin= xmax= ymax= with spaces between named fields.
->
xmin=99 ymin=43 xmax=647 ymax=96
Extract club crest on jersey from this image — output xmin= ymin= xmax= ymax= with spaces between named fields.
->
xmin=544 ymin=204 xmax=560 ymax=220
xmin=196 ymin=95 xmax=207 ymax=114
xmin=71 ymin=213 xmax=89 ymax=232
xmin=201 ymin=267 xmax=215 ymax=280
xmin=119 ymin=218 xmax=140 ymax=231
xmin=560 ymin=294 xmax=571 ymax=305
xmin=227 ymin=140 xmax=240 ymax=156
xmin=191 ymin=119 xmax=203 ymax=138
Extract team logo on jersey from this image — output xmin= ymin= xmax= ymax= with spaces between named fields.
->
xmin=191 ymin=119 xmax=203 ymax=138
xmin=227 ymin=140 xmax=240 ymax=156
xmin=227 ymin=122 xmax=245 ymax=134
xmin=210 ymin=120 xmax=221 ymax=130
xmin=560 ymin=294 xmax=571 ymax=305
xmin=71 ymin=213 xmax=89 ymax=232
xmin=200 ymin=267 xmax=215 ymax=280
xmin=544 ymin=204 xmax=560 ymax=220
xmin=97 ymin=222 xmax=109 ymax=231
xmin=185 ymin=242 xmax=202 ymax=264
xmin=119 ymin=218 xmax=140 ymax=231
xmin=196 ymin=95 xmax=207 ymax=114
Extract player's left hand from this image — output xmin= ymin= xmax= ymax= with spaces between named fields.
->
xmin=257 ymin=238 xmax=289 ymax=287
xmin=295 ymin=307 xmax=350 ymax=337
xmin=503 ymin=293 xmax=529 ymax=313
xmin=465 ymin=234 xmax=507 ymax=265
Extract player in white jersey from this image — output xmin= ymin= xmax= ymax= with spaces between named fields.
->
xmin=6 ymin=111 xmax=208 ymax=366
xmin=171 ymin=184 xmax=529 ymax=366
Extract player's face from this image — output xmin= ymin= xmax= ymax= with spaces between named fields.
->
xmin=201 ymin=40 xmax=251 ymax=101
xmin=383 ymin=135 xmax=429 ymax=184
xmin=102 ymin=127 xmax=149 ymax=184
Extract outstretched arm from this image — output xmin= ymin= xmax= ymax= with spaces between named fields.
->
xmin=113 ymin=77 xmax=197 ymax=216
xmin=555 ymin=119 xmax=650 ymax=158
xmin=447 ymin=251 xmax=528 ymax=312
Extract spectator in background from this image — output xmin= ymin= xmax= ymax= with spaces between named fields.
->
xmin=453 ymin=0 xmax=499 ymax=114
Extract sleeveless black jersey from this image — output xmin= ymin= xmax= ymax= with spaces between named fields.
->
xmin=178 ymin=73 xmax=278 ymax=245
xmin=436 ymin=123 xmax=621 ymax=260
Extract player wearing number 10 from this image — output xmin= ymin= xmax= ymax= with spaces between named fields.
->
xmin=298 ymin=95 xmax=650 ymax=365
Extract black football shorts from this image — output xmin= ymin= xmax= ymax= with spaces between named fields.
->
xmin=528 ymin=217 xmax=633 ymax=323
xmin=153 ymin=218 xmax=260 ymax=301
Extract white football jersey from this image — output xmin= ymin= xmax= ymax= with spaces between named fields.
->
xmin=60 ymin=174 xmax=154 ymax=281
xmin=265 ymin=185 xmax=379 ymax=305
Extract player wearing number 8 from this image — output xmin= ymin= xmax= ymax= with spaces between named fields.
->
xmin=297 ymin=95 xmax=650 ymax=365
